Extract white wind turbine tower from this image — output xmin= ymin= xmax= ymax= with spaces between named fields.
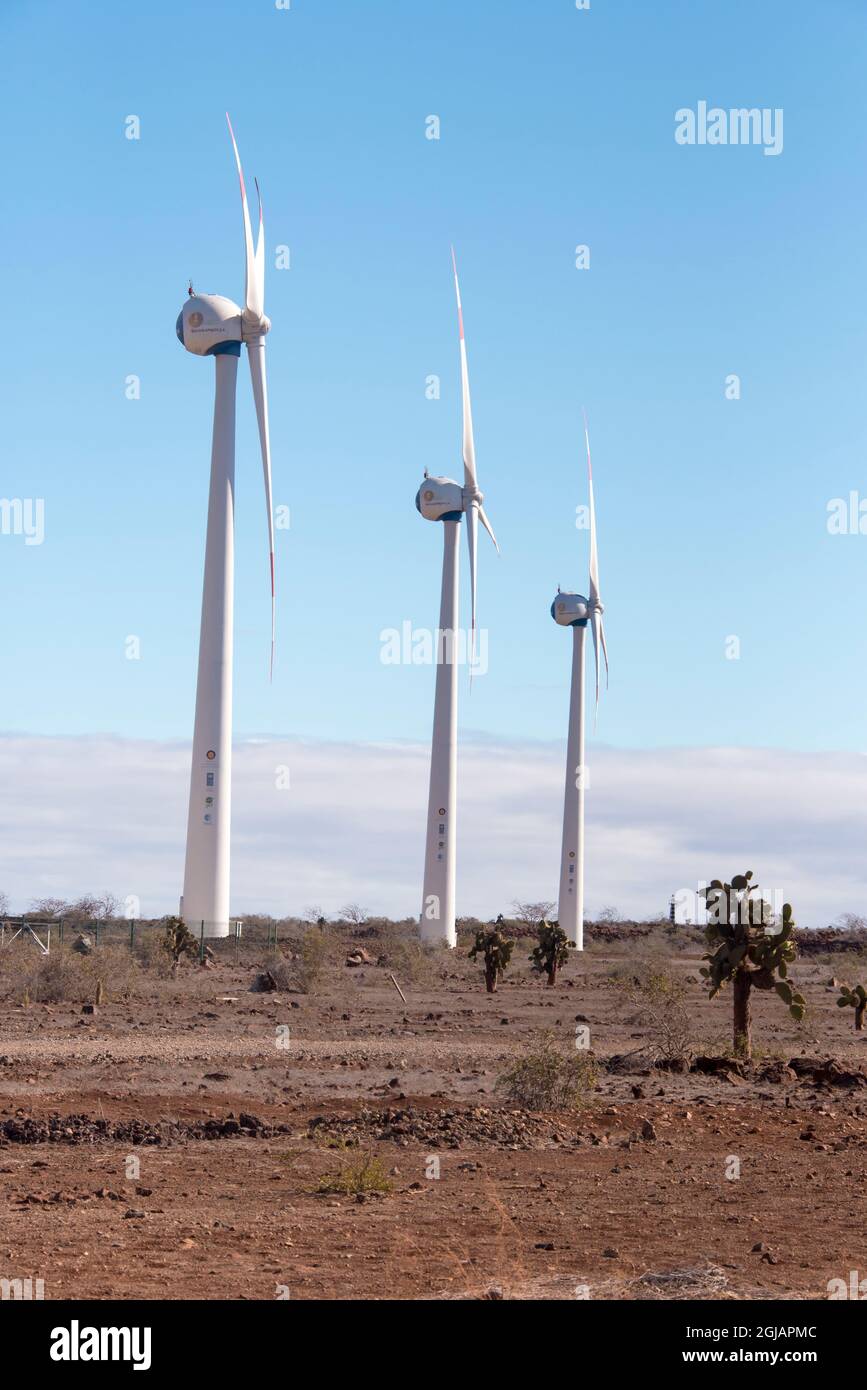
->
xmin=175 ymin=115 xmax=276 ymax=938
xmin=551 ymin=413 xmax=608 ymax=949
xmin=416 ymin=252 xmax=498 ymax=947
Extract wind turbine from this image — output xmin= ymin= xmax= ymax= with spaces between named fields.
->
xmin=416 ymin=252 xmax=498 ymax=947
xmin=175 ymin=114 xmax=276 ymax=939
xmin=551 ymin=413 xmax=608 ymax=949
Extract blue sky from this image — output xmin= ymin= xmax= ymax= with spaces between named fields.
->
xmin=1 ymin=2 xmax=866 ymax=762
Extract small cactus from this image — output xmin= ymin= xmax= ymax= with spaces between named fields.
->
xmin=469 ymin=927 xmax=513 ymax=993
xmin=837 ymin=982 xmax=867 ymax=1032
xmin=529 ymin=921 xmax=574 ymax=988
xmin=699 ymin=875 xmax=804 ymax=1059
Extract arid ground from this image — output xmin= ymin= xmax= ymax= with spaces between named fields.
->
xmin=1 ymin=921 xmax=866 ymax=1300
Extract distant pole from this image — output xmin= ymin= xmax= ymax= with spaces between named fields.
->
xmin=129 ymin=921 xmax=136 ymax=950
xmin=59 ymin=918 xmax=64 ymax=945
xmin=199 ymin=921 xmax=205 ymax=963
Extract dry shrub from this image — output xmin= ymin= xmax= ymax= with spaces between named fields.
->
xmin=606 ymin=949 xmax=671 ymax=988
xmin=496 ymin=1030 xmax=598 ymax=1111
xmin=316 ymin=1148 xmax=392 ymax=1196
xmin=379 ymin=938 xmax=439 ymax=986
xmin=624 ymin=968 xmax=693 ymax=1065
xmin=133 ymin=931 xmax=176 ymax=978
xmin=254 ymin=954 xmax=296 ymax=992
xmin=298 ymin=928 xmax=329 ymax=990
xmin=0 ymin=943 xmax=140 ymax=1004
xmin=257 ymin=929 xmax=330 ymax=994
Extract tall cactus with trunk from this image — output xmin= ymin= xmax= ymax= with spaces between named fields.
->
xmin=837 ymin=983 xmax=867 ymax=1032
xmin=699 ymin=872 xmax=804 ymax=1060
xmin=469 ymin=927 xmax=513 ymax=994
xmin=161 ymin=915 xmax=199 ymax=979
xmin=530 ymin=921 xmax=574 ymax=987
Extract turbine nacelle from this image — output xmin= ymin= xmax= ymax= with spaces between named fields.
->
xmin=416 ymin=475 xmax=464 ymax=522
xmin=551 ymin=591 xmax=589 ymax=627
xmin=176 ymin=294 xmax=242 ymax=357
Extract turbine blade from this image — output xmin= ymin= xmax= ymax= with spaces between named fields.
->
xmin=584 ymin=408 xmax=601 ymax=608
xmin=478 ymin=503 xmax=499 ymax=554
xmin=253 ymin=176 xmax=266 ymax=312
xmin=467 ymin=501 xmax=478 ymax=687
xmin=247 ymin=338 xmax=276 ymax=679
xmin=227 ymin=113 xmax=264 ymax=320
xmin=451 ymin=247 xmax=478 ymax=493
xmin=590 ymin=609 xmax=602 ymax=723
xmin=583 ymin=409 xmax=608 ymax=724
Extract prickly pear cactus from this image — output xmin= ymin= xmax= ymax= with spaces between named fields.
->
xmin=469 ymin=927 xmax=514 ymax=993
xmin=529 ymin=921 xmax=574 ymax=987
xmin=699 ymin=873 xmax=805 ymax=1057
xmin=161 ymin=916 xmax=198 ymax=975
xmin=837 ymin=982 xmax=867 ymax=1031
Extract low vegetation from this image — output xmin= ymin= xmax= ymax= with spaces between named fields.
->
xmin=496 ymin=1030 xmax=598 ymax=1110
xmin=296 ymin=927 xmax=329 ymax=992
xmin=3 ymin=902 xmax=863 ymax=1073
xmin=316 ymin=1148 xmax=393 ymax=1196
xmin=624 ymin=968 xmax=693 ymax=1066
xmin=0 ymin=943 xmax=139 ymax=1005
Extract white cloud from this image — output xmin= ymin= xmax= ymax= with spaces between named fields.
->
xmin=0 ymin=735 xmax=864 ymax=928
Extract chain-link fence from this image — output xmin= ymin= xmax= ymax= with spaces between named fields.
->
xmin=0 ymin=916 xmax=304 ymax=962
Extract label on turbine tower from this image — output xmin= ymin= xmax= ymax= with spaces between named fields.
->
xmin=206 ymin=750 xmax=216 ymax=760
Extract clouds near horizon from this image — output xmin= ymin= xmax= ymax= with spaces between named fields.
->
xmin=0 ymin=735 xmax=864 ymax=929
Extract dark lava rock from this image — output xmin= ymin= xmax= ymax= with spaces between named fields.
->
xmin=0 ymin=1111 xmax=289 ymax=1147
xmin=788 ymin=1057 xmax=867 ymax=1089
xmin=692 ymin=1056 xmax=745 ymax=1078
xmin=251 ymin=971 xmax=278 ymax=993
xmin=307 ymin=1106 xmax=578 ymax=1152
